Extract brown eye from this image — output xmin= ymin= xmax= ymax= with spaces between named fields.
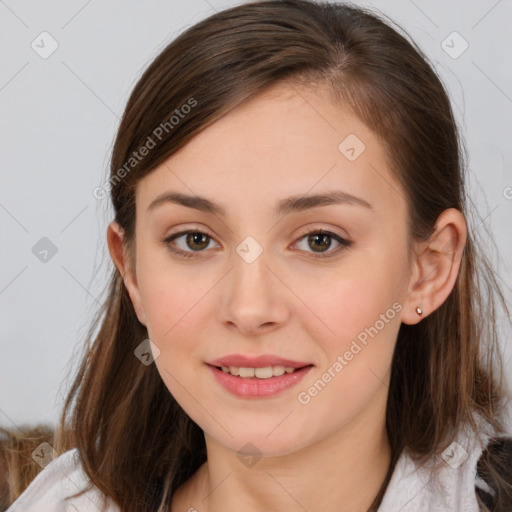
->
xmin=164 ymin=229 xmax=218 ymax=258
xmin=307 ymin=233 xmax=332 ymax=252
xmin=294 ymin=229 xmax=352 ymax=258
xmin=184 ymin=232 xmax=210 ymax=251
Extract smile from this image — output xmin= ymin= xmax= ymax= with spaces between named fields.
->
xmin=206 ymin=363 xmax=314 ymax=398
xmin=219 ymin=365 xmax=299 ymax=378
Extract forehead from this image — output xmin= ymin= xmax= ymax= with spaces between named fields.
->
xmin=136 ymin=81 xmax=405 ymax=221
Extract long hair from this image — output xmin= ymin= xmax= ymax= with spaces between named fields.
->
xmin=34 ymin=1 xmax=511 ymax=510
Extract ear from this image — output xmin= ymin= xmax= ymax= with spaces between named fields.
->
xmin=401 ymin=208 xmax=467 ymax=325
xmin=106 ymin=221 xmax=147 ymax=326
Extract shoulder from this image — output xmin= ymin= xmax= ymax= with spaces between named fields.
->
xmin=378 ymin=414 xmax=511 ymax=512
xmin=6 ymin=448 xmax=120 ymax=512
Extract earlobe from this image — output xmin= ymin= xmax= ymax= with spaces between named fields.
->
xmin=106 ymin=221 xmax=147 ymax=326
xmin=402 ymin=208 xmax=467 ymax=325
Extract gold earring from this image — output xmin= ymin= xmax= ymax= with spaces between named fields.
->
xmin=415 ymin=306 xmax=423 ymax=317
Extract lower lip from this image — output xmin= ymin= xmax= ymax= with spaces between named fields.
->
xmin=207 ymin=364 xmax=313 ymax=398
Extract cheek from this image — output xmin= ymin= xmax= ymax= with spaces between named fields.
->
xmin=136 ymin=260 xmax=222 ymax=376
xmin=139 ymin=267 xmax=211 ymax=405
xmin=291 ymin=251 xmax=405 ymax=415
xmin=297 ymin=255 xmax=403 ymax=349
xmin=294 ymin=271 xmax=402 ymax=426
xmin=137 ymin=243 xmax=205 ymax=327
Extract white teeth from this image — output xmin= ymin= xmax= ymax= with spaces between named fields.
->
xmin=219 ymin=365 xmax=299 ymax=378
xmin=273 ymin=365 xmax=286 ymax=376
xmin=238 ymin=367 xmax=255 ymax=378
xmin=255 ymin=367 xmax=273 ymax=379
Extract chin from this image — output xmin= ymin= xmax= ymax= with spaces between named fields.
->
xmin=207 ymin=425 xmax=312 ymax=459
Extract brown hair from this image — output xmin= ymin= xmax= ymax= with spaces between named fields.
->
xmin=16 ymin=0 xmax=509 ymax=510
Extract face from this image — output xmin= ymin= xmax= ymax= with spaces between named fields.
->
xmin=122 ymin=81 xmax=415 ymax=456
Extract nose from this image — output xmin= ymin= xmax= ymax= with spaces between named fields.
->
xmin=217 ymin=245 xmax=291 ymax=336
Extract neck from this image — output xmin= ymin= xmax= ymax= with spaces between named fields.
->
xmin=174 ymin=394 xmax=392 ymax=512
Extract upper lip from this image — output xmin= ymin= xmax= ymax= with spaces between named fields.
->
xmin=208 ymin=354 xmax=312 ymax=369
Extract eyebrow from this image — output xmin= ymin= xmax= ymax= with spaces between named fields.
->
xmin=147 ymin=190 xmax=373 ymax=216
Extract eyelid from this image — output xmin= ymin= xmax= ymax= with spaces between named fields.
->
xmin=292 ymin=227 xmax=352 ymax=258
xmin=163 ymin=226 xmax=352 ymax=259
xmin=164 ymin=228 xmax=220 ymax=258
xmin=294 ymin=225 xmax=349 ymax=242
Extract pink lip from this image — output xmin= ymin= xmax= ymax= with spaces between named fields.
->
xmin=208 ymin=354 xmax=311 ymax=369
xmin=207 ymin=364 xmax=313 ymax=398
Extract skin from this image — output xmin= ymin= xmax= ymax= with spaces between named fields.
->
xmin=107 ymin=81 xmax=467 ymax=512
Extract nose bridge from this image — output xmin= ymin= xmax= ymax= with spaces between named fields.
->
xmin=218 ymin=233 xmax=289 ymax=331
xmin=231 ymin=234 xmax=272 ymax=297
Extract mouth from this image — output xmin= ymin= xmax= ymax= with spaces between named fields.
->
xmin=205 ymin=361 xmax=314 ymax=398
xmin=205 ymin=354 xmax=314 ymax=397
xmin=209 ymin=363 xmax=313 ymax=379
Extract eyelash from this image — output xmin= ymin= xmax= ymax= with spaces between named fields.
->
xmin=163 ymin=228 xmax=352 ymax=260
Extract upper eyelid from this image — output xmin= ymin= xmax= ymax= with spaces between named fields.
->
xmin=165 ymin=226 xmax=348 ymax=243
xmin=165 ymin=223 xmax=349 ymax=240
xmin=167 ymin=229 xmax=219 ymax=247
xmin=165 ymin=228 xmax=350 ymax=254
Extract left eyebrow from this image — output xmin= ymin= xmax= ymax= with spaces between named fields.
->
xmin=277 ymin=190 xmax=373 ymax=215
xmin=147 ymin=190 xmax=373 ymax=216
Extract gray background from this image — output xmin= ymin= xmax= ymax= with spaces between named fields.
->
xmin=1 ymin=0 xmax=511 ymax=434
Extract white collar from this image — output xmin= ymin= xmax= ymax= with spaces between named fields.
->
xmin=378 ymin=412 xmax=496 ymax=511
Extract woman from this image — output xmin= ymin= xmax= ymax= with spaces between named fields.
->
xmin=6 ymin=1 xmax=512 ymax=511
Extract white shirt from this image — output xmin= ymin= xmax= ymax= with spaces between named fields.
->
xmin=5 ymin=449 xmax=120 ymax=512
xmin=378 ymin=411 xmax=497 ymax=512
xmin=6 ymin=413 xmax=498 ymax=512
